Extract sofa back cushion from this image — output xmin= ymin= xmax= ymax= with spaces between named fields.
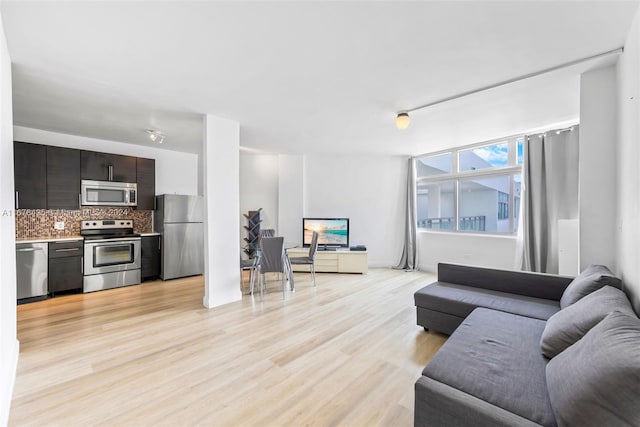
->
xmin=437 ymin=263 xmax=573 ymax=301
xmin=559 ymin=264 xmax=621 ymax=309
xmin=541 ymin=286 xmax=634 ymax=358
xmin=546 ymin=310 xmax=640 ymax=427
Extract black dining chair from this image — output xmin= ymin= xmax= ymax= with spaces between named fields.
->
xmin=289 ymin=231 xmax=319 ymax=286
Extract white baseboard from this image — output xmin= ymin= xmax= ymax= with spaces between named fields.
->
xmin=0 ymin=338 xmax=19 ymax=427
xmin=203 ymin=290 xmax=242 ymax=309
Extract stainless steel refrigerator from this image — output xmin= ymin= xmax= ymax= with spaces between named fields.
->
xmin=154 ymin=194 xmax=204 ymax=280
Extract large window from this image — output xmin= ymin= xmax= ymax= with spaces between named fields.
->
xmin=416 ymin=136 xmax=523 ymax=234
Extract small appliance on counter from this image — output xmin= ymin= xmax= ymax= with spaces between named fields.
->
xmin=154 ymin=194 xmax=204 ymax=280
xmin=81 ymin=219 xmax=141 ymax=292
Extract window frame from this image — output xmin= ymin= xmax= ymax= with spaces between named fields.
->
xmin=415 ymin=135 xmax=524 ymax=236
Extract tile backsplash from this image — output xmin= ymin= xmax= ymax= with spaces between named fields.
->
xmin=16 ymin=208 xmax=153 ymax=239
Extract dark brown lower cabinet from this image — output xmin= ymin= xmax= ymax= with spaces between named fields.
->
xmin=141 ymin=235 xmax=161 ymax=280
xmin=48 ymin=240 xmax=83 ymax=294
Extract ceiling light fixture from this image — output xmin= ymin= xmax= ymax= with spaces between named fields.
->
xmin=394 ymin=47 xmax=623 ymax=131
xmin=396 ymin=112 xmax=410 ymax=130
xmin=146 ymin=130 xmax=165 ymax=144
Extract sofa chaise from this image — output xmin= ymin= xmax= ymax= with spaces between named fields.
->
xmin=413 ymin=263 xmax=640 ymax=427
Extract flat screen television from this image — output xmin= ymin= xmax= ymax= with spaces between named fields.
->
xmin=303 ymin=218 xmax=349 ymax=248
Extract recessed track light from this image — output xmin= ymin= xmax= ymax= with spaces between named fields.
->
xmin=146 ymin=130 xmax=165 ymax=144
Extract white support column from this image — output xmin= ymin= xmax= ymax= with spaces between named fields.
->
xmin=579 ymin=66 xmax=617 ymax=271
xmin=202 ymin=115 xmax=242 ymax=308
xmin=0 ymin=10 xmax=18 ymax=425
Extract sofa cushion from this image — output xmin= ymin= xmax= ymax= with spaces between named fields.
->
xmin=437 ymin=263 xmax=573 ymax=301
xmin=422 ymin=308 xmax=556 ymax=427
xmin=541 ymin=286 xmax=634 ymax=358
xmin=414 ymin=282 xmax=560 ymax=321
xmin=546 ymin=310 xmax=640 ymax=427
xmin=415 ymin=376 xmax=545 ymax=427
xmin=559 ymin=264 xmax=621 ymax=309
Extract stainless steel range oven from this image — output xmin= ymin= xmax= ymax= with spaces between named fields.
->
xmin=81 ymin=219 xmax=141 ymax=293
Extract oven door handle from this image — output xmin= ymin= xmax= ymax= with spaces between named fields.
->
xmin=85 ymin=237 xmax=141 ymax=244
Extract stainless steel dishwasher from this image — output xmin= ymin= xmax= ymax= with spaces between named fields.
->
xmin=16 ymin=242 xmax=48 ymax=299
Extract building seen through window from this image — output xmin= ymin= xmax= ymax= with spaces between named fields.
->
xmin=416 ymin=137 xmax=523 ymax=234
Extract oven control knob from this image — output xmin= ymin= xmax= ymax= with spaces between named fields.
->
xmin=121 ymin=221 xmax=125 ymax=225
xmin=92 ymin=222 xmax=97 ymax=226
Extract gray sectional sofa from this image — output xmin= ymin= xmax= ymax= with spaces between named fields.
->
xmin=413 ymin=263 xmax=640 ymax=427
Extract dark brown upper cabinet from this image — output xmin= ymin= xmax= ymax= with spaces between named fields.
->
xmin=81 ymin=151 xmax=137 ymax=183
xmin=136 ymin=157 xmax=156 ymax=210
xmin=14 ymin=142 xmax=47 ymax=209
xmin=14 ymin=142 xmax=155 ymax=211
xmin=47 ymin=146 xmax=81 ymax=210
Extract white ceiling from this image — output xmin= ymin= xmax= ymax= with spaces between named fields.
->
xmin=1 ymin=1 xmax=638 ymax=156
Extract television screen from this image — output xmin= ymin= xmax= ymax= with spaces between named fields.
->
xmin=303 ymin=218 xmax=349 ymax=247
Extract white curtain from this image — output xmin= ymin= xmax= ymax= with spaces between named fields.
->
xmin=517 ymin=125 xmax=579 ymax=273
xmin=394 ymin=158 xmax=417 ymax=270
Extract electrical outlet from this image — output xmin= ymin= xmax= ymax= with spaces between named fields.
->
xmin=54 ymin=221 xmax=65 ymax=230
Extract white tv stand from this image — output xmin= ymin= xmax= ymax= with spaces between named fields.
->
xmin=287 ymin=248 xmax=368 ymax=274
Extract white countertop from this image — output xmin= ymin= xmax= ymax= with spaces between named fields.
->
xmin=140 ymin=232 xmax=161 ymax=236
xmin=16 ymin=236 xmax=84 ymax=244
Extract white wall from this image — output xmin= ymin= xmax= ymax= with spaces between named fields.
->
xmin=417 ymin=64 xmax=621 ymax=276
xmin=197 ymin=150 xmax=204 ymax=196
xmin=304 ymin=154 xmax=406 ymax=267
xmin=0 ymin=10 xmax=17 ymax=425
xmin=617 ymin=8 xmax=640 ymax=313
xmin=579 ymin=66 xmax=618 ymax=271
xmin=240 ymin=153 xmax=516 ymax=270
xmin=239 ymin=153 xmax=279 ymax=230
xmin=238 ymin=153 xmax=407 ymax=267
xmin=278 ymin=155 xmax=304 ymax=246
xmin=13 ymin=126 xmax=199 ymax=196
xmin=417 ymin=232 xmax=517 ymax=272
xmin=239 ymin=153 xmax=279 ymax=254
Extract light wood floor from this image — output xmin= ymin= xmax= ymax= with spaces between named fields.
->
xmin=10 ymin=269 xmax=446 ymax=427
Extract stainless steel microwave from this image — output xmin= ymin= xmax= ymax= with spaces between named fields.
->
xmin=81 ymin=180 xmax=137 ymax=207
